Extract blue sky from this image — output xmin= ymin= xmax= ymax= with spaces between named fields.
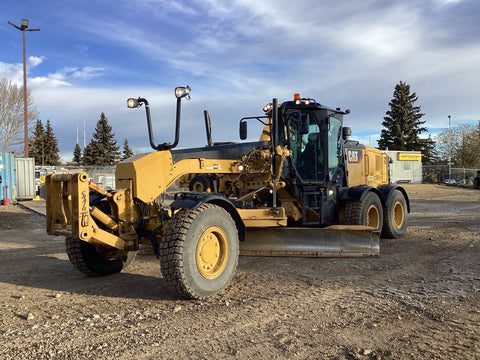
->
xmin=1 ymin=0 xmax=479 ymax=161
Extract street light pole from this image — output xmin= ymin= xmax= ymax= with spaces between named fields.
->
xmin=8 ymin=19 xmax=40 ymax=157
xmin=448 ymin=115 xmax=451 ymax=181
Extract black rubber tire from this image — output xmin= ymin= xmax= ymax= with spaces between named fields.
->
xmin=159 ymin=203 xmax=239 ymax=299
xmin=381 ymin=189 xmax=408 ymax=239
xmin=66 ymin=237 xmax=137 ymax=276
xmin=188 ymin=175 xmax=213 ymax=192
xmin=344 ymin=191 xmax=383 ymax=233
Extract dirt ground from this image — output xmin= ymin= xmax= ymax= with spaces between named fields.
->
xmin=0 ymin=184 xmax=479 ymax=359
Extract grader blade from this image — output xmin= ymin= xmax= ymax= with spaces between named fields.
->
xmin=240 ymin=225 xmax=380 ymax=257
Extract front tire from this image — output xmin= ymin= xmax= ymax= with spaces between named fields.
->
xmin=381 ymin=189 xmax=408 ymax=238
xmin=66 ymin=237 xmax=137 ymax=276
xmin=159 ymin=203 xmax=239 ymax=299
xmin=344 ymin=191 xmax=383 ymax=233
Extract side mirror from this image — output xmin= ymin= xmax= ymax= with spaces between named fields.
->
xmin=239 ymin=121 xmax=247 ymax=140
xmin=298 ymin=113 xmax=310 ymax=134
xmin=342 ymin=127 xmax=352 ymax=140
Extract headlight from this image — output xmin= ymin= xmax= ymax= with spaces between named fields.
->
xmin=175 ymin=85 xmax=191 ymax=99
xmin=127 ymin=98 xmax=139 ymax=108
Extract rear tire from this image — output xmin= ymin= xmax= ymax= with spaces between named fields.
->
xmin=189 ymin=175 xmax=213 ymax=192
xmin=381 ymin=189 xmax=407 ymax=238
xmin=344 ymin=191 xmax=383 ymax=233
xmin=66 ymin=237 xmax=137 ymax=276
xmin=159 ymin=203 xmax=239 ymax=299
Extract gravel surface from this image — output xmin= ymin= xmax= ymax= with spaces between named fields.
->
xmin=0 ymin=184 xmax=479 ymax=359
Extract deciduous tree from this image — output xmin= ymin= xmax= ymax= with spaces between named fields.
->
xmin=0 ymin=78 xmax=38 ymax=152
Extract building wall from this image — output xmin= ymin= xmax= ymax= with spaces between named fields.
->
xmin=385 ymin=150 xmax=423 ymax=184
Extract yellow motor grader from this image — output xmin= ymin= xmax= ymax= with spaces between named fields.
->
xmin=46 ymin=86 xmax=409 ymax=299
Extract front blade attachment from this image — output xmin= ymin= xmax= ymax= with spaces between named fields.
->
xmin=240 ymin=225 xmax=380 ymax=258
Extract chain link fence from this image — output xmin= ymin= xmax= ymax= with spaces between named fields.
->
xmin=423 ymin=165 xmax=479 ymax=185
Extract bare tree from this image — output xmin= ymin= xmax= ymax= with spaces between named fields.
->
xmin=0 ymin=78 xmax=38 ymax=153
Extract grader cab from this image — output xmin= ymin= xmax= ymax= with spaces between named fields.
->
xmin=46 ymin=86 xmax=409 ymax=299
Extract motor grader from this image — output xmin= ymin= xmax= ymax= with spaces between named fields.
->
xmin=46 ymin=86 xmax=409 ymax=299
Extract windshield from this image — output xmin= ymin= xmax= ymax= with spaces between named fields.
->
xmin=281 ymin=109 xmax=343 ymax=183
xmin=284 ymin=109 xmax=324 ymax=182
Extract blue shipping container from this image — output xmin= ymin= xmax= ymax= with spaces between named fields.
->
xmin=0 ymin=152 xmax=17 ymax=204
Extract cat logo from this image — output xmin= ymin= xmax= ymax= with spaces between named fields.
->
xmin=347 ymin=149 xmax=363 ymax=163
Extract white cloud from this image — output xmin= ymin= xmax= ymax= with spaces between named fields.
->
xmin=28 ymin=56 xmax=43 ymax=67
xmin=28 ymin=66 xmax=106 ymax=89
xmin=4 ymin=0 xmax=479 ymax=158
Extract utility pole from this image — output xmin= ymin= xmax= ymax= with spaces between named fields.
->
xmin=448 ymin=115 xmax=451 ymax=181
xmin=8 ymin=19 xmax=40 ymax=157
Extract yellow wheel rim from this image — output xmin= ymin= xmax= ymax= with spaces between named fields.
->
xmin=192 ymin=181 xmax=204 ymax=192
xmin=196 ymin=226 xmax=229 ymax=279
xmin=392 ymin=201 xmax=404 ymax=229
xmin=366 ymin=204 xmax=380 ymax=229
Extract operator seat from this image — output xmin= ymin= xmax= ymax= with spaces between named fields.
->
xmin=296 ymin=132 xmax=321 ymax=181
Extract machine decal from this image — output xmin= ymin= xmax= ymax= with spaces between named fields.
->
xmin=347 ymin=149 xmax=363 ymax=163
xmin=81 ymin=190 xmax=89 ymax=227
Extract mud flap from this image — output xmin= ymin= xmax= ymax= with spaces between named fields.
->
xmin=240 ymin=225 xmax=379 ymax=257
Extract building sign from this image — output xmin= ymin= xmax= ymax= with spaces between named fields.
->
xmin=397 ymin=153 xmax=421 ymax=161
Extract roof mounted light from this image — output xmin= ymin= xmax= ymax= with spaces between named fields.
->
xmin=175 ymin=85 xmax=191 ymax=99
xmin=293 ymin=93 xmax=315 ymax=106
xmin=263 ymin=103 xmax=272 ymax=112
xmin=127 ymin=98 xmax=140 ymax=108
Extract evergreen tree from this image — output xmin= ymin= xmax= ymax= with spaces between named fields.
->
xmin=29 ymin=119 xmax=45 ymax=166
xmin=121 ymin=139 xmax=134 ymax=160
xmin=43 ymin=119 xmax=60 ymax=165
xmin=82 ymin=141 xmax=97 ymax=165
xmin=378 ymin=81 xmax=434 ymax=163
xmin=73 ymin=143 xmax=82 ymax=164
xmin=82 ymin=113 xmax=120 ymax=165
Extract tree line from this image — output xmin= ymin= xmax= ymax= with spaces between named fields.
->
xmin=0 ymin=77 xmax=134 ymax=165
xmin=2 ymin=75 xmax=476 ymax=167
xmin=31 ymin=113 xmax=134 ymax=166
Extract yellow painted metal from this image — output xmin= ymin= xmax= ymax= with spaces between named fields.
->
xmin=366 ymin=204 xmax=381 ymax=229
xmin=346 ymin=146 xmax=389 ymax=187
xmin=196 ymin=226 xmax=229 ymax=279
xmin=45 ymin=172 xmax=133 ymax=250
xmin=392 ymin=201 xmax=405 ymax=229
xmin=88 ymin=182 xmax=112 ymax=198
xmin=237 ymin=208 xmax=287 ymax=227
xmin=116 ymin=151 xmax=244 ymax=203
xmin=90 ymin=206 xmax=119 ymax=232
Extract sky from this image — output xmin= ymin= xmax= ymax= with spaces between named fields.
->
xmin=1 ymin=0 xmax=479 ymax=161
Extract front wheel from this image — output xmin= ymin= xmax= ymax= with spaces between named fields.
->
xmin=344 ymin=191 xmax=383 ymax=233
xmin=381 ymin=189 xmax=408 ymax=238
xmin=159 ymin=203 xmax=239 ymax=299
xmin=66 ymin=237 xmax=137 ymax=276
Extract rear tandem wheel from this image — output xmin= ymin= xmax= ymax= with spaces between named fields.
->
xmin=159 ymin=203 xmax=239 ymax=299
xmin=381 ymin=189 xmax=408 ymax=238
